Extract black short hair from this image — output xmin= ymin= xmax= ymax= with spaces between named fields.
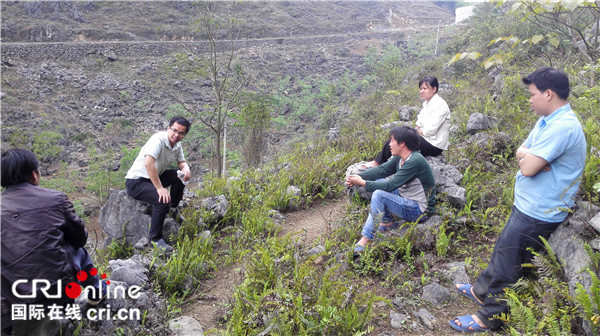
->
xmin=1 ymin=148 xmax=39 ymax=187
xmin=418 ymin=76 xmax=439 ymax=93
xmin=389 ymin=126 xmax=420 ymax=151
xmin=522 ymin=67 xmax=569 ymax=100
xmin=169 ymin=116 xmax=192 ymax=134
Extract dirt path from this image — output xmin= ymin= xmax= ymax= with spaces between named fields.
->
xmin=182 ymin=198 xmax=348 ymax=333
xmin=181 ymin=198 xmax=484 ymax=336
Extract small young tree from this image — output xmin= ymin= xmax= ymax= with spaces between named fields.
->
xmin=170 ymin=1 xmax=248 ymax=176
xmin=237 ymin=94 xmax=272 ymax=168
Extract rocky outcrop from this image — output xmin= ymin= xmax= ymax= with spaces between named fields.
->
xmin=547 ymin=201 xmax=600 ymax=334
xmin=466 ymin=112 xmax=496 ymax=134
xmin=99 ymin=189 xmax=154 ymax=246
xmin=168 ymin=316 xmax=204 ymax=336
xmin=99 ymin=189 xmax=188 ymax=247
xmin=100 ymin=188 xmax=229 ymax=248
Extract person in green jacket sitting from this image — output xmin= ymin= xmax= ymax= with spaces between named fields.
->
xmin=345 ymin=126 xmax=436 ymax=255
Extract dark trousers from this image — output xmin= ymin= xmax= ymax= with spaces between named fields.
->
xmin=125 ymin=169 xmax=184 ymax=242
xmin=473 ymin=206 xmax=561 ymax=330
xmin=374 ymin=136 xmax=443 ymax=164
xmin=2 ymin=246 xmax=101 ymax=335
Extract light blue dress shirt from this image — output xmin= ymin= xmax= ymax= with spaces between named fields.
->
xmin=514 ymin=103 xmax=587 ymax=222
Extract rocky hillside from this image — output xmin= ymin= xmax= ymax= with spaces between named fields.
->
xmin=1 ymin=1 xmax=453 ymax=42
xmin=1 ymin=1 xmax=454 ymax=178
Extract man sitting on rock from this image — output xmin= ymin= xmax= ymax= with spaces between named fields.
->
xmin=1 ymin=148 xmax=106 ymax=335
xmin=448 ymin=67 xmax=587 ymax=332
xmin=125 ymin=116 xmax=192 ymax=252
xmin=345 ymin=126 xmax=436 ymax=256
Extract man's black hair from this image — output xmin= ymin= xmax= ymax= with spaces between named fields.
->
xmin=1 ymin=148 xmax=39 ymax=188
xmin=389 ymin=126 xmax=420 ymax=152
xmin=522 ymin=67 xmax=569 ymax=100
xmin=418 ymin=76 xmax=439 ymax=92
xmin=169 ymin=116 xmax=192 ymax=134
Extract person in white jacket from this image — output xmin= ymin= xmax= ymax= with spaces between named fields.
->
xmin=365 ymin=76 xmax=451 ymax=167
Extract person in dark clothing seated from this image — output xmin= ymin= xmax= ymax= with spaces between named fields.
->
xmin=1 ymin=148 xmax=106 ymax=335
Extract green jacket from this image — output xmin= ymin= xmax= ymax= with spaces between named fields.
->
xmin=359 ymin=151 xmax=436 ymax=214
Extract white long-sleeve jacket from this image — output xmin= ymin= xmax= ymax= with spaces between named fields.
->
xmin=415 ymin=93 xmax=451 ymax=150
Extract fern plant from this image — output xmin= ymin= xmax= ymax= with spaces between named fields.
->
xmin=502 ymin=237 xmax=578 ymax=335
xmin=575 ymin=270 xmax=600 ymax=334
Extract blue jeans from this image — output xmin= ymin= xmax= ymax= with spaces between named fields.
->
xmin=361 ymin=188 xmax=423 ymax=240
xmin=473 ymin=206 xmax=561 ymax=330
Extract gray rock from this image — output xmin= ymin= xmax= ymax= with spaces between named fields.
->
xmin=589 ymin=212 xmax=600 ymax=234
xmin=427 ymin=156 xmax=463 ymax=186
xmin=133 ymin=237 xmax=149 ymax=250
xmin=286 ymin=185 xmax=303 ymax=210
xmin=131 ymin=291 xmax=152 ymax=313
xmin=548 ymin=224 xmax=593 ymax=294
xmin=306 ymin=245 xmax=325 ymax=256
xmin=95 ymin=94 xmax=120 ymax=108
xmin=390 ymin=310 xmax=409 ymax=329
xmin=11 ymin=316 xmax=74 ymax=336
xmin=101 ymin=49 xmax=118 ymax=61
xmin=98 ymin=280 xmax=130 ymax=312
xmin=108 ymin=257 xmax=149 ymax=287
xmin=466 ymin=113 xmax=492 ymax=134
xmin=326 ymin=127 xmax=339 ymax=141
xmin=398 ymin=106 xmax=417 ymax=121
xmin=376 ymin=332 xmax=396 ymax=336
xmin=99 ymin=189 xmax=151 ymax=246
xmin=199 ymin=230 xmax=212 ymax=241
xmin=449 ymin=124 xmax=460 ymax=135
xmin=577 ymin=201 xmax=600 ymax=214
xmin=106 ymin=293 xmax=129 ymax=312
xmin=380 ymin=121 xmax=406 ymax=130
xmin=412 ymin=308 xmax=436 ymax=331
xmin=443 ymin=261 xmax=470 ymax=285
xmin=163 ymin=217 xmax=181 ymax=242
xmin=442 ymin=185 xmax=466 ymax=208
xmin=199 ymin=194 xmax=230 ymax=222
xmin=590 ymin=238 xmax=600 ymax=251
xmin=391 ymin=297 xmax=406 ymax=309
xmin=410 ymin=215 xmax=443 ymax=251
xmin=168 ymin=316 xmax=204 ymax=336
xmin=268 ymin=209 xmax=286 ymax=227
xmin=421 ymin=282 xmax=452 ymax=306
xmin=345 ymin=161 xmax=373 ymax=200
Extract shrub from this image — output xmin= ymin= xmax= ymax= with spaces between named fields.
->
xmin=33 ymin=131 xmax=63 ymax=162
xmin=152 ymin=234 xmax=216 ymax=298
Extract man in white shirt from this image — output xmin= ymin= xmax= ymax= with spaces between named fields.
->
xmin=125 ymin=116 xmax=192 ymax=251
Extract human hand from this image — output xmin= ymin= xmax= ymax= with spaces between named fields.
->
xmin=182 ymin=168 xmax=192 ymax=182
xmin=346 ymin=175 xmax=365 ymax=187
xmin=157 ymin=187 xmax=171 ymax=204
xmin=415 ymin=126 xmax=424 ymax=136
xmin=541 ymin=163 xmax=551 ymax=172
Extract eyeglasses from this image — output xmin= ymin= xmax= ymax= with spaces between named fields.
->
xmin=169 ymin=126 xmax=186 ymax=137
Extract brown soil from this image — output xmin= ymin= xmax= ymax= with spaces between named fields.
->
xmin=182 ymin=199 xmax=347 ymax=334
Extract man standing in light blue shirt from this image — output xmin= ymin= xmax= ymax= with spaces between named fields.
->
xmin=449 ymin=67 xmax=587 ymax=332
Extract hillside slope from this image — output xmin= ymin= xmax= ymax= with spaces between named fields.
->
xmin=1 ymin=1 xmax=454 ymax=179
